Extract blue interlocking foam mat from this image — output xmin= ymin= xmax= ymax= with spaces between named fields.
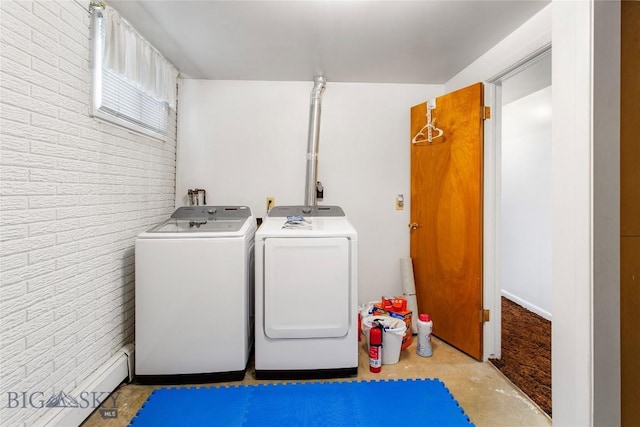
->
xmin=129 ymin=378 xmax=474 ymax=426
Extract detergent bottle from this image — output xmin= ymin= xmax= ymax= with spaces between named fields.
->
xmin=417 ymin=314 xmax=433 ymax=357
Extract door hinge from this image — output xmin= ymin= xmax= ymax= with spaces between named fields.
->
xmin=482 ymin=106 xmax=491 ymax=120
xmin=482 ymin=309 xmax=490 ymax=322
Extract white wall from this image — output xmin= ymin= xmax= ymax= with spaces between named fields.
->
xmin=0 ymin=1 xmax=177 ymax=425
xmin=552 ymin=1 xmax=620 ymax=426
xmin=444 ymin=5 xmax=551 ymax=94
xmin=501 ymin=87 xmax=552 ymax=319
xmin=176 ymin=80 xmax=442 ymax=303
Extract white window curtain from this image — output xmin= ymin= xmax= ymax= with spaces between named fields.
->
xmin=91 ymin=5 xmax=178 ymax=139
xmin=102 ymin=6 xmax=177 ymax=108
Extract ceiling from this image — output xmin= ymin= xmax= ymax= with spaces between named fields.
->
xmin=107 ymin=0 xmax=549 ymax=84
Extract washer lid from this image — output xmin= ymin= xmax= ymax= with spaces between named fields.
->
xmin=139 ymin=206 xmax=255 ymax=236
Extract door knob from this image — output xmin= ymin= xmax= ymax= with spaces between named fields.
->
xmin=409 ymin=223 xmax=419 ymax=230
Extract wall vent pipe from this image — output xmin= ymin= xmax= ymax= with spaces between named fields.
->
xmin=303 ymin=76 xmax=327 ymax=213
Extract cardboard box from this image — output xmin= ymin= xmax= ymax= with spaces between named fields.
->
xmin=372 ymin=300 xmax=413 ymax=350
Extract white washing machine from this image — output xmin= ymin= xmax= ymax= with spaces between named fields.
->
xmin=254 ymin=205 xmax=358 ymax=379
xmin=135 ymin=206 xmax=256 ymax=384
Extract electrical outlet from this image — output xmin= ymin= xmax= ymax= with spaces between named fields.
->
xmin=266 ymin=197 xmax=275 ymax=211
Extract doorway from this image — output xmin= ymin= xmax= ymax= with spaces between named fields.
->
xmin=500 ymin=51 xmax=552 ymax=319
xmin=486 ymin=49 xmax=552 ymax=415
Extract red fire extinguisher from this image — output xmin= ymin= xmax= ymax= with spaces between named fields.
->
xmin=369 ymin=324 xmax=382 ymax=373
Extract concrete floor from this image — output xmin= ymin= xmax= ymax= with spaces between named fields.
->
xmin=82 ymin=337 xmax=551 ymax=426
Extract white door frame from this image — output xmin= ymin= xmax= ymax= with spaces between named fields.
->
xmin=482 ymin=80 xmax=501 ymax=360
xmin=482 ymin=46 xmax=551 ymax=361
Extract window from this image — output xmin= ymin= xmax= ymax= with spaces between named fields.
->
xmin=90 ymin=5 xmax=177 ymax=140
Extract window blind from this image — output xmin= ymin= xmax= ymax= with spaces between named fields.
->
xmin=100 ymin=69 xmax=169 ymax=136
xmin=90 ymin=5 xmax=177 ymax=140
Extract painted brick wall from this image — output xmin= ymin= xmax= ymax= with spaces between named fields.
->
xmin=0 ymin=1 xmax=177 ymax=425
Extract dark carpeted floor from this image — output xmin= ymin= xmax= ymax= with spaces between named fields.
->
xmin=489 ymin=297 xmax=552 ymax=417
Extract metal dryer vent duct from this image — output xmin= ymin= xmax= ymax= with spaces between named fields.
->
xmin=303 ymin=76 xmax=327 ymax=213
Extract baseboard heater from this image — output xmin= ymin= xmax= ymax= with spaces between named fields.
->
xmin=32 ymin=344 xmax=134 ymax=427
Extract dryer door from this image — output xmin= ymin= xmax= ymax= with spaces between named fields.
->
xmin=264 ymin=237 xmax=350 ymax=339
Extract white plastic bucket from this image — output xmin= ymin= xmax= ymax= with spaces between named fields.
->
xmin=362 ymin=315 xmax=407 ymax=365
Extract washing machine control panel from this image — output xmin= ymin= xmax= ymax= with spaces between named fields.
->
xmin=171 ymin=206 xmax=251 ymax=221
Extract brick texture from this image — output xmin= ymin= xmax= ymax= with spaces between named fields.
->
xmin=0 ymin=1 xmax=177 ymax=425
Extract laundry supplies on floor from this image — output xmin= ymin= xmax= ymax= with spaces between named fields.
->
xmin=371 ymin=296 xmax=414 ymax=350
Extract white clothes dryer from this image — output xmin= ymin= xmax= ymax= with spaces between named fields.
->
xmin=254 ymin=205 xmax=358 ymax=379
xmin=135 ymin=206 xmax=256 ymax=384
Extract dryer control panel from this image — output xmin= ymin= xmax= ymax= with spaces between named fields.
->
xmin=267 ymin=205 xmax=345 ymax=217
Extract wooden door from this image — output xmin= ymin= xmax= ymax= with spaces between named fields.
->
xmin=410 ymin=82 xmax=484 ymax=360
